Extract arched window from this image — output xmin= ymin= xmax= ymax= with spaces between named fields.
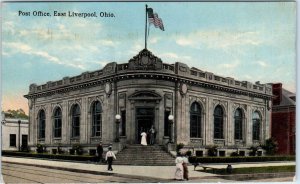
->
xmin=92 ymin=101 xmax=102 ymax=137
xmin=234 ymin=108 xmax=243 ymax=140
xmin=252 ymin=111 xmax=261 ymax=141
xmin=214 ymin=105 xmax=224 ymax=139
xmin=190 ymin=102 xmax=202 ymax=138
xmin=38 ymin=110 xmax=46 ymax=139
xmin=71 ymin=104 xmax=80 ymax=137
xmin=53 ymin=108 xmax=62 ymax=138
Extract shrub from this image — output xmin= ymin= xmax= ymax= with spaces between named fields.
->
xmin=230 ymin=151 xmax=239 ymax=157
xmin=188 ymin=155 xmax=295 ymax=164
xmin=262 ymin=138 xmax=278 ymax=155
xmin=176 ymin=143 xmax=184 ymax=152
xmin=57 ymin=144 xmax=64 ymax=154
xmin=72 ymin=144 xmax=83 ymax=155
xmin=207 ymin=146 xmax=218 ymax=156
xmin=21 ymin=145 xmax=29 ymax=152
xmin=36 ymin=144 xmax=44 ymax=153
xmin=249 ymin=146 xmax=258 ymax=156
xmin=186 ymin=150 xmax=192 ymax=156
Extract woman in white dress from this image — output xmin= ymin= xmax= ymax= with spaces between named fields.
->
xmin=141 ymin=131 xmax=147 ymax=146
xmin=174 ymin=153 xmax=184 ymax=180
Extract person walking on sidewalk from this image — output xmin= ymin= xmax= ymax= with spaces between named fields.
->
xmin=105 ymin=146 xmax=116 ymax=171
xmin=174 ymin=152 xmax=184 ymax=180
xmin=182 ymin=153 xmax=189 ymax=180
xmin=96 ymin=142 xmax=103 ymax=163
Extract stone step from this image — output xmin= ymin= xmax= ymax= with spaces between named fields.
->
xmin=114 ymin=144 xmax=174 ymax=166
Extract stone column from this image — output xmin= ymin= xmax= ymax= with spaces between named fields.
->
xmin=45 ymin=104 xmax=51 ymax=145
xmin=62 ymin=100 xmax=68 ymax=144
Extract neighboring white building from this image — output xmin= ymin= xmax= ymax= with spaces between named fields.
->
xmin=1 ymin=115 xmax=29 ymax=151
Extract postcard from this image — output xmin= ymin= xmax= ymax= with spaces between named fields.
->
xmin=1 ymin=1 xmax=296 ymax=183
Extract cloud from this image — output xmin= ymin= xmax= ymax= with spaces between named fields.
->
xmin=256 ymin=60 xmax=268 ymax=67
xmin=218 ymin=60 xmax=240 ymax=69
xmin=3 ymin=42 xmax=85 ymax=69
xmin=175 ymin=30 xmax=262 ymax=50
xmin=149 ymin=37 xmax=161 ymax=44
xmin=160 ymin=52 xmax=191 ymax=62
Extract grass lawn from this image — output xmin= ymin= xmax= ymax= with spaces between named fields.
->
xmin=201 ymin=165 xmax=295 ymax=175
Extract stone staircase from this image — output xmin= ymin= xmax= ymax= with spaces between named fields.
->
xmin=113 ymin=144 xmax=175 ymax=166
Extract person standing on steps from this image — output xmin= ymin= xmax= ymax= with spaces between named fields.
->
xmin=149 ymin=125 xmax=156 ymax=145
xmin=96 ymin=142 xmax=103 ymax=163
xmin=105 ymin=146 xmax=116 ymax=171
xmin=141 ymin=129 xmax=147 ymax=146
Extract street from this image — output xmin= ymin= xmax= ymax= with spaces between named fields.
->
xmin=2 ymin=162 xmax=161 ymax=183
xmin=1 ymin=161 xmax=295 ymax=183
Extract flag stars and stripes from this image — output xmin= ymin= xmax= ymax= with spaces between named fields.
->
xmin=147 ymin=8 xmax=164 ymax=31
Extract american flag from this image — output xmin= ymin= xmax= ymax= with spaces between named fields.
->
xmin=147 ymin=8 xmax=164 ymax=31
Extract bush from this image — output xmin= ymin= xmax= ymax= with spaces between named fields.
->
xmin=230 ymin=151 xmax=239 ymax=157
xmin=262 ymin=138 xmax=278 ymax=155
xmin=188 ymin=155 xmax=295 ymax=164
xmin=21 ymin=145 xmax=29 ymax=152
xmin=176 ymin=143 xmax=184 ymax=152
xmin=36 ymin=144 xmax=44 ymax=153
xmin=186 ymin=150 xmax=192 ymax=156
xmin=72 ymin=144 xmax=83 ymax=155
xmin=2 ymin=151 xmax=95 ymax=162
xmin=249 ymin=146 xmax=258 ymax=156
xmin=207 ymin=146 xmax=218 ymax=156
xmin=57 ymin=144 xmax=64 ymax=154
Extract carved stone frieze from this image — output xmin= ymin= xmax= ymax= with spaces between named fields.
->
xmin=103 ymin=62 xmax=117 ymax=75
xmin=233 ymin=103 xmax=247 ymax=112
xmin=180 ymin=83 xmax=188 ymax=96
xmin=189 ymin=96 xmax=206 ymax=109
xmin=68 ymin=99 xmax=82 ymax=107
xmin=212 ymin=99 xmax=228 ymax=109
xmin=128 ymin=49 xmax=162 ymax=70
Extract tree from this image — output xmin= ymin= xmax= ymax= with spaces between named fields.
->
xmin=3 ymin=109 xmax=29 ymax=119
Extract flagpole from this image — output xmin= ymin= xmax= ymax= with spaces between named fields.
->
xmin=145 ymin=4 xmax=148 ymax=49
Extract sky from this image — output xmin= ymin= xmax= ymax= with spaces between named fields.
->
xmin=2 ymin=1 xmax=296 ymax=114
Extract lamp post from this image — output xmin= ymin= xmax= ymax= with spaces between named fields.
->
xmin=115 ymin=114 xmax=121 ymax=142
xmin=18 ymin=120 xmax=21 ymax=151
xmin=168 ymin=115 xmax=174 ymax=143
xmin=1 ymin=113 xmax=6 ymax=152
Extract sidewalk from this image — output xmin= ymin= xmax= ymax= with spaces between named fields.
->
xmin=1 ymin=156 xmax=295 ymax=180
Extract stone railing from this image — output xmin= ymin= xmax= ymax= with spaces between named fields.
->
xmin=29 ymin=61 xmax=272 ymax=96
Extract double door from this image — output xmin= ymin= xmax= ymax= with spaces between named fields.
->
xmin=136 ymin=107 xmax=154 ymax=143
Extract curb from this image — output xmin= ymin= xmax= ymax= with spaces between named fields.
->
xmin=218 ymin=172 xmax=295 ymax=181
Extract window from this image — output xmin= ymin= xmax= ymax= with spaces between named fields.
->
xmin=234 ymin=108 xmax=243 ymax=140
xmin=252 ymin=111 xmax=260 ymax=140
xmin=92 ymin=101 xmax=101 ymax=137
xmin=214 ymin=105 xmax=224 ymax=139
xmin=38 ymin=110 xmax=46 ymax=139
xmin=190 ymin=102 xmax=202 ymax=138
xmin=121 ymin=110 xmax=126 ymax=136
xmin=10 ymin=134 xmax=16 ymax=147
xmin=53 ymin=108 xmax=62 ymax=138
xmin=164 ymin=111 xmax=170 ymax=136
xmin=22 ymin=135 xmax=28 ymax=147
xmin=71 ymin=104 xmax=80 ymax=137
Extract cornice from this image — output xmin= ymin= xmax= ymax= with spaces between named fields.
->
xmin=24 ymin=71 xmax=272 ymax=100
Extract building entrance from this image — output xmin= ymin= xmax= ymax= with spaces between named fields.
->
xmin=136 ymin=107 xmax=154 ymax=144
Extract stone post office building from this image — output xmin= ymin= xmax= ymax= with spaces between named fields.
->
xmin=24 ymin=49 xmax=272 ymax=156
